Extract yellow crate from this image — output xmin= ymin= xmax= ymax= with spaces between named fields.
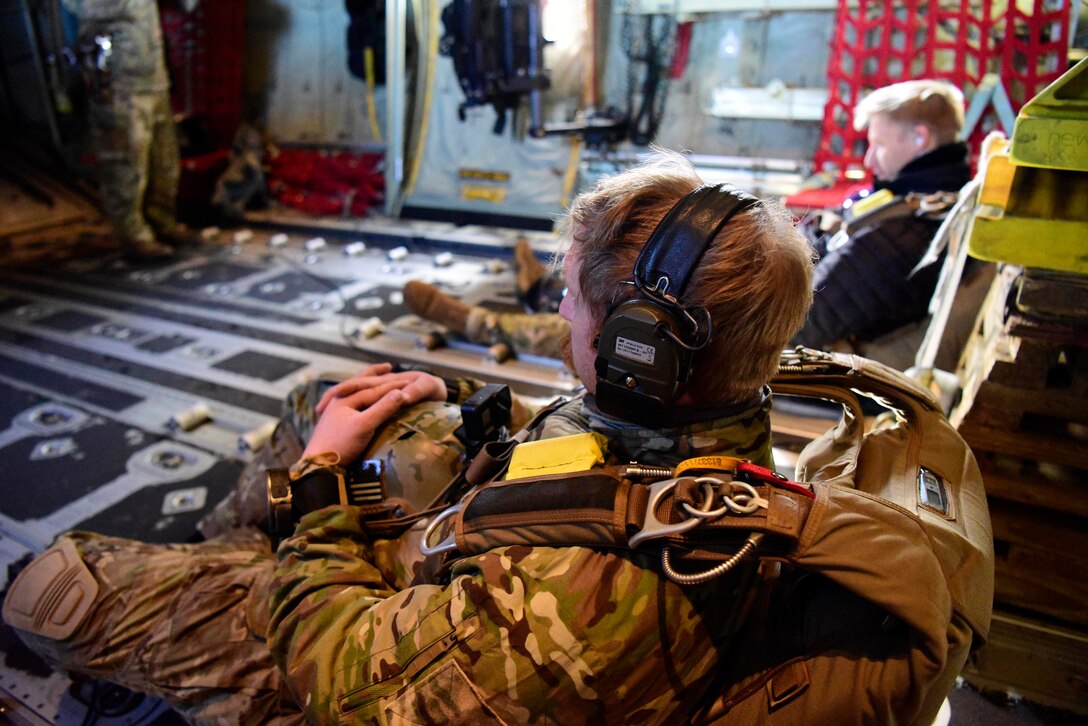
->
xmin=967 ymin=76 xmax=1088 ymax=274
xmin=1008 ymin=56 xmax=1088 ymax=172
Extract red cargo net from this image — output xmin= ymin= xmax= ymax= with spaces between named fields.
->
xmin=813 ymin=0 xmax=1072 ymax=186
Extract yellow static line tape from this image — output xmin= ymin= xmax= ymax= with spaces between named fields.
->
xmin=674 ymin=456 xmax=744 ymax=477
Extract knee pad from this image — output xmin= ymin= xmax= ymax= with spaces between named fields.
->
xmin=3 ymin=538 xmax=98 ymax=641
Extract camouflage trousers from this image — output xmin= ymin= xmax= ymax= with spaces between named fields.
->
xmin=10 ymin=528 xmax=304 ymax=725
xmin=7 ymin=377 xmax=454 ymax=723
xmin=90 ymin=90 xmax=181 ymax=249
xmin=7 ymin=381 xmax=328 ymax=724
xmin=464 ymin=309 xmax=570 ymax=360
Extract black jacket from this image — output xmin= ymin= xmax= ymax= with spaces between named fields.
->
xmin=793 ymin=142 xmax=971 ymax=349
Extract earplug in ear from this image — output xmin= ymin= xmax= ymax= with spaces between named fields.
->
xmin=915 ymin=134 xmax=925 ymax=146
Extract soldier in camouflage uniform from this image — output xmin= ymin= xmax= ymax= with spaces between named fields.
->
xmin=5 ymin=150 xmax=817 ymax=724
xmin=403 ymin=280 xmax=572 ymax=360
xmin=71 ymin=0 xmax=188 ymax=259
xmin=463 ymin=307 xmax=570 ymax=360
xmin=403 ymin=237 xmax=570 ymax=361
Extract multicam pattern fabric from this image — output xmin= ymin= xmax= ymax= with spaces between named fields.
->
xmin=267 ymin=397 xmax=778 ymax=723
xmin=199 ymin=380 xmax=469 ymax=539
xmin=74 ymin=0 xmax=181 ymax=250
xmin=534 ymin=391 xmax=776 ymax=469
xmin=464 ymin=309 xmax=570 ymax=360
xmin=11 ymin=528 xmax=305 ymax=725
xmin=7 ymin=374 xmax=779 ymax=723
xmin=72 ymin=0 xmax=171 ymax=94
xmin=270 ymin=510 xmax=755 ymax=724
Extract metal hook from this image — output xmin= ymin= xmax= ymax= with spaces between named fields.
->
xmin=419 ymin=503 xmax=462 ymax=555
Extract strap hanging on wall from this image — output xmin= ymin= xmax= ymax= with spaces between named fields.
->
xmin=346 ymin=0 xmax=386 ymax=85
xmin=622 ymin=9 xmax=677 ymax=146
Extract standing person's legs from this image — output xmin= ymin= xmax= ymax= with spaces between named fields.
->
xmin=3 ymin=528 xmax=304 ymax=725
xmin=91 ymin=94 xmax=172 ymax=258
xmin=144 ymin=91 xmax=183 ymax=239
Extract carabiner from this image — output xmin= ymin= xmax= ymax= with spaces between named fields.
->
xmin=419 ymin=503 xmax=462 ymax=555
xmin=679 ymin=478 xmax=768 ymax=518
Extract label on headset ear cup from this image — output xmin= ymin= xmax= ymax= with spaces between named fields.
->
xmin=614 ymin=336 xmax=657 ymax=365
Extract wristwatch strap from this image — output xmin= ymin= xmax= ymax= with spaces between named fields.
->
xmin=291 ymin=467 xmax=345 ymax=517
xmin=267 ymin=461 xmax=387 ymax=538
xmin=266 ymin=465 xmax=344 ymax=537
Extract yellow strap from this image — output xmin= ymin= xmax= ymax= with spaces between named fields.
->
xmin=363 ymin=48 xmax=383 ymax=143
xmin=673 ymin=455 xmax=744 ymax=477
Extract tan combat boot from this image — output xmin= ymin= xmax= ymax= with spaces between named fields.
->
xmin=514 ymin=237 xmax=548 ymax=299
xmin=154 ymin=222 xmax=202 ymax=248
xmin=403 ymin=280 xmax=471 ymax=334
xmin=123 ymin=237 xmax=175 ymax=261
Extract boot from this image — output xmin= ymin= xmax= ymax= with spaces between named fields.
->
xmin=514 ymin=237 xmax=548 ymax=299
xmin=403 ymin=280 xmax=471 ymax=334
xmin=122 ymin=237 xmax=175 ymax=261
xmin=155 ymin=222 xmax=202 ymax=248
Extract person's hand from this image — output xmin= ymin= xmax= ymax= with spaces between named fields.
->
xmin=303 ymin=364 xmax=448 ymax=463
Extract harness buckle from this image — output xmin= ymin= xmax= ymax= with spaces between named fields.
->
xmin=629 ymin=477 xmax=701 ymax=548
xmin=629 ymin=476 xmax=768 ymax=549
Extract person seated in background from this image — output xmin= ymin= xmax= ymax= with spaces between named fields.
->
xmin=5 ymin=150 xmax=827 ymax=723
xmin=792 ymin=79 xmax=973 ymax=369
xmin=403 ymin=237 xmax=570 ymax=361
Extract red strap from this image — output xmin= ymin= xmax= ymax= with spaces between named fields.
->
xmin=736 ymin=462 xmax=815 ymax=500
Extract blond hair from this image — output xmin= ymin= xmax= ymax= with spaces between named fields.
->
xmin=561 ymin=149 xmax=814 ymax=405
xmin=853 ymin=79 xmax=965 ymax=145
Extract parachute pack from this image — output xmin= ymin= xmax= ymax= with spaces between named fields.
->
xmin=414 ymin=348 xmax=994 ymax=723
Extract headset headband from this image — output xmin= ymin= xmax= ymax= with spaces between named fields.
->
xmin=634 ymin=183 xmax=760 ymax=304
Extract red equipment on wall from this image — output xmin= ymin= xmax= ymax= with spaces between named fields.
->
xmin=159 ymin=1 xmax=245 ymax=150
xmin=268 ymin=148 xmax=385 ymax=218
xmin=812 ymin=0 xmax=1072 ymax=186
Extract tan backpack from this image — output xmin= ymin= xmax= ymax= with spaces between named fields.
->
xmin=692 ymin=348 xmax=994 ymax=724
xmin=420 ymin=348 xmax=994 ymax=724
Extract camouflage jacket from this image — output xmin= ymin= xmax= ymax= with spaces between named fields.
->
xmin=269 ymin=391 xmax=776 ymax=723
xmin=70 ymin=0 xmax=171 ymax=94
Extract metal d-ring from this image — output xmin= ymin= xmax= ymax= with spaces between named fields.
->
xmin=680 ymin=477 xmax=731 ymax=519
xmin=721 ymin=481 xmax=768 ymax=514
xmin=679 ymin=477 xmax=769 ymax=518
xmin=419 ymin=503 xmax=462 ymax=555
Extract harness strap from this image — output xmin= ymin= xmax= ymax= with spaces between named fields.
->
xmin=843 ymin=190 xmax=958 ymax=235
xmin=419 ymin=466 xmax=814 ymax=575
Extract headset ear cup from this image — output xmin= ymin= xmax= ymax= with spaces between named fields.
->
xmin=594 ymin=299 xmax=692 ymax=424
xmin=595 ymin=182 xmax=755 ymax=423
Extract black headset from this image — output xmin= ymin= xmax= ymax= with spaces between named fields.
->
xmin=593 ymin=183 xmax=759 ymax=425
